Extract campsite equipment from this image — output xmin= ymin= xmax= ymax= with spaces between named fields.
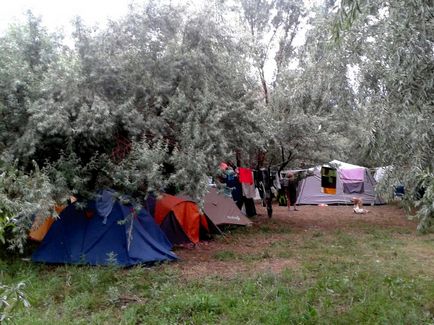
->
xmin=203 ymin=188 xmax=252 ymax=227
xmin=297 ymin=160 xmax=384 ymax=205
xmin=277 ymin=190 xmax=288 ymax=206
xmin=155 ymin=194 xmax=217 ymax=245
xmin=32 ymin=190 xmax=177 ymax=266
xmin=394 ymin=185 xmax=405 ymax=199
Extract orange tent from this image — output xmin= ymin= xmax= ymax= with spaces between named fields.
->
xmin=29 ymin=205 xmax=66 ymax=242
xmin=155 ymin=194 xmax=217 ymax=245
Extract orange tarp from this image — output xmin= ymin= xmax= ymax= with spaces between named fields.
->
xmin=29 ymin=205 xmax=65 ymax=242
xmin=155 ymin=194 xmax=209 ymax=244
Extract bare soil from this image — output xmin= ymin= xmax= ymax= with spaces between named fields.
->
xmin=173 ymin=203 xmax=422 ymax=278
xmin=276 ymin=203 xmax=414 ymax=229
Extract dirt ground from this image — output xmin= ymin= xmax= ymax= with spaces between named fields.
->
xmin=259 ymin=203 xmax=417 ymax=231
xmin=173 ymin=203 xmax=420 ymax=278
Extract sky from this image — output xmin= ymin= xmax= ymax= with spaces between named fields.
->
xmin=0 ymin=0 xmax=322 ymax=34
xmin=0 ymin=0 xmax=130 ymax=34
xmin=0 ymin=0 xmax=322 ymax=82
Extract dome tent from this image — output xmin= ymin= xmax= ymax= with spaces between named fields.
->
xmin=154 ymin=194 xmax=219 ymax=245
xmin=32 ymin=190 xmax=177 ymax=266
xmin=203 ymin=188 xmax=252 ymax=227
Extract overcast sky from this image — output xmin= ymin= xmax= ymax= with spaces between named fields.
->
xmin=0 ymin=0 xmax=321 ymax=34
xmin=0 ymin=0 xmax=130 ymax=34
xmin=0 ymin=0 xmax=322 ymax=81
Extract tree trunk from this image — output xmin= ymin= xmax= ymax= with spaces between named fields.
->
xmin=259 ymin=67 xmax=269 ymax=105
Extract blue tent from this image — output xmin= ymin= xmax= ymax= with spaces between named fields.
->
xmin=32 ymin=190 xmax=177 ymax=266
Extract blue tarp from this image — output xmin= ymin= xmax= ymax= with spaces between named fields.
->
xmin=32 ymin=191 xmax=177 ymax=266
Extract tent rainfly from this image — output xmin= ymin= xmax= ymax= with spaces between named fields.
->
xmin=32 ymin=190 xmax=177 ymax=266
xmin=203 ymin=188 xmax=252 ymax=227
xmin=155 ymin=194 xmax=218 ymax=245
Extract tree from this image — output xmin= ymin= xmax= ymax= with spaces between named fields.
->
xmin=333 ymin=0 xmax=434 ymax=230
xmin=236 ymin=0 xmax=305 ymax=105
xmin=0 ymin=3 xmax=265 ymax=249
xmin=0 ymin=11 xmax=62 ymax=164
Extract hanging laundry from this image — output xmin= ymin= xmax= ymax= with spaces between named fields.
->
xmin=224 ymin=168 xmax=242 ymax=204
xmin=226 ymin=168 xmax=236 ymax=183
xmin=343 ymin=182 xmax=364 ymax=194
xmin=273 ymin=172 xmax=281 ymax=190
xmin=339 ymin=167 xmax=364 ymax=183
xmin=242 ymin=182 xmax=256 ymax=199
xmin=238 ymin=167 xmax=254 ymax=184
xmin=243 ymin=198 xmax=257 ymax=217
xmin=230 ymin=177 xmax=243 ymax=205
xmin=257 ymin=168 xmax=273 ymax=217
xmin=254 ymin=170 xmax=264 ymax=200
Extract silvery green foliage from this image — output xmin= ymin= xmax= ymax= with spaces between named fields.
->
xmin=104 ymin=3 xmax=263 ymax=199
xmin=0 ymin=281 xmax=30 ymax=323
xmin=0 ymin=2 xmax=268 ymax=249
xmin=109 ymin=140 xmax=167 ymax=195
xmin=259 ymin=3 xmax=359 ymax=167
xmin=0 ymin=0 xmax=430 ymax=245
xmin=414 ymin=171 xmax=434 ymax=233
xmin=0 ymin=162 xmax=55 ymax=251
xmin=237 ymin=0 xmax=305 ymax=104
xmin=231 ymin=0 xmax=358 ymax=169
xmin=42 ymin=150 xmax=104 ymax=200
xmin=332 ymin=0 xmax=434 ymax=229
xmin=0 ymin=12 xmax=62 ymax=165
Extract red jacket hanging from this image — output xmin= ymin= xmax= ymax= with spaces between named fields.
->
xmin=238 ymin=167 xmax=254 ymax=184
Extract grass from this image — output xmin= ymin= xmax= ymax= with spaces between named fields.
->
xmin=2 ymin=217 xmax=434 ymax=324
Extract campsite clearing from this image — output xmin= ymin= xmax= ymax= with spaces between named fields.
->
xmin=174 ymin=204 xmax=424 ymax=279
xmin=2 ymin=203 xmax=434 ymax=324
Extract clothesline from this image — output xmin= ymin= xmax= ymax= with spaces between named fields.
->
xmin=249 ymin=167 xmax=312 ymax=174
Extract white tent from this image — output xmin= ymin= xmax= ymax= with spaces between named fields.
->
xmin=297 ymin=160 xmax=384 ymax=205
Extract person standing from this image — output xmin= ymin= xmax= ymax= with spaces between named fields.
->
xmin=285 ymin=172 xmax=299 ymax=211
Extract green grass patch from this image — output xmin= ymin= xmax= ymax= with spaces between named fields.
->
xmin=2 ymin=220 xmax=434 ymax=324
